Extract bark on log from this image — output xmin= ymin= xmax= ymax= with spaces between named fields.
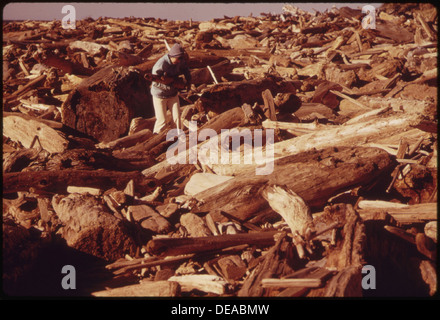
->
xmin=3 ymin=169 xmax=159 ymax=194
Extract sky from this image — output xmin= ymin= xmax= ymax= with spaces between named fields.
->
xmin=2 ymin=2 xmax=382 ymax=21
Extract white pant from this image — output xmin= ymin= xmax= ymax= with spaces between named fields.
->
xmin=152 ymin=95 xmax=181 ymax=134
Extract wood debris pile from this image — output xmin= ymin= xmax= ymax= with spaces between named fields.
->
xmin=3 ymin=3 xmax=437 ymax=297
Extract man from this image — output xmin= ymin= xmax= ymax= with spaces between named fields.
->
xmin=150 ymin=43 xmax=192 ymax=134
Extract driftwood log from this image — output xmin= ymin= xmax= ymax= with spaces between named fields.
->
xmin=3 ymin=169 xmax=158 ymax=194
xmin=193 ymin=146 xmax=395 ymax=221
xmin=51 ymin=193 xmax=137 ymax=261
xmin=61 ymin=65 xmax=154 ymax=143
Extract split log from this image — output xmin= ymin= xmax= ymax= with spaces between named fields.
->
xmin=3 ymin=169 xmax=158 ymax=194
xmin=190 ymin=60 xmax=234 ymax=86
xmin=67 ymin=186 xmax=101 ymax=196
xmin=262 ymin=119 xmax=329 ymax=135
xmin=262 ymin=278 xmax=322 ymax=289
xmin=51 ymin=193 xmax=137 ymax=261
xmin=293 ymin=102 xmax=337 ymax=122
xmin=40 ymin=148 xmax=154 ymax=173
xmin=375 ymin=20 xmax=415 ymax=44
xmin=276 ymin=267 xmax=336 ymax=297
xmin=193 ymin=146 xmax=394 ymax=221
xmin=61 ymin=65 xmax=154 ymax=143
xmin=4 ymin=74 xmax=46 ymax=103
xmin=92 ymin=280 xmax=180 ymax=297
xmin=262 ymin=89 xmax=277 ymax=121
xmin=146 ymin=231 xmax=278 ymax=257
xmin=3 ymin=115 xmax=68 ymax=154
xmin=273 ymin=92 xmax=302 ymax=115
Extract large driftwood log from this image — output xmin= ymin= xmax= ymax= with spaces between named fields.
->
xmin=207 ymin=111 xmax=424 ymax=176
xmin=193 ymin=146 xmax=395 ymax=221
xmin=3 ymin=169 xmax=158 ymax=194
xmin=61 ymin=65 xmax=153 ymax=143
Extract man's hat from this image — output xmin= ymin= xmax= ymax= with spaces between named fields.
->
xmin=169 ymin=43 xmax=185 ymax=57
